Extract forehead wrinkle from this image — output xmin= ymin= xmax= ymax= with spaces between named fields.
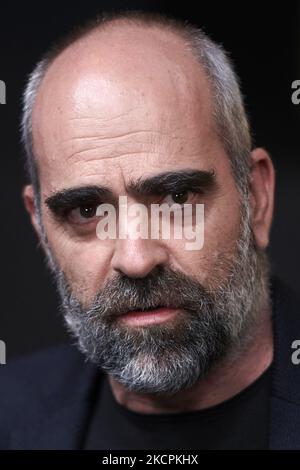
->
xmin=65 ymin=150 xmax=163 ymax=164
xmin=67 ymin=108 xmax=141 ymax=122
xmin=60 ymin=128 xmax=172 ymax=144
xmin=60 ymin=126 xmax=187 ymax=165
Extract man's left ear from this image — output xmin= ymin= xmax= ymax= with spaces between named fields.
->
xmin=249 ymin=147 xmax=275 ymax=249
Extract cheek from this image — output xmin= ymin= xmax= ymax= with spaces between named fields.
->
xmin=168 ymin=199 xmax=242 ymax=282
xmin=68 ymin=245 xmax=110 ymax=300
xmin=43 ymin=218 xmax=113 ymax=301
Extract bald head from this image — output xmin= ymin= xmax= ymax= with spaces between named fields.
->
xmin=32 ymin=20 xmax=215 ymax=195
xmin=21 ymin=11 xmax=252 ymax=206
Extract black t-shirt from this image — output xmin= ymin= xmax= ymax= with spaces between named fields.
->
xmin=83 ymin=365 xmax=272 ymax=450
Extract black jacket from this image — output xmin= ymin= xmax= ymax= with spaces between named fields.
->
xmin=0 ymin=276 xmax=300 ymax=449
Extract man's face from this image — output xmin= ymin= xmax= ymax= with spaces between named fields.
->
xmin=32 ymin=24 xmax=242 ymax=301
xmin=24 ymin=23 xmax=269 ymax=394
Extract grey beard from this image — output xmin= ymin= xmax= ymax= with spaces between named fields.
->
xmin=46 ymin=203 xmax=270 ymax=396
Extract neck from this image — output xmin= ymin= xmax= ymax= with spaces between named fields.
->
xmin=108 ymin=302 xmax=273 ymax=414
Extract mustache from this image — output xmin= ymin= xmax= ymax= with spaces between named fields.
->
xmin=61 ymin=265 xmax=212 ymax=320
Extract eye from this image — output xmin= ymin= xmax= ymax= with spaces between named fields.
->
xmin=68 ymin=204 xmax=98 ymax=225
xmin=163 ymin=190 xmax=191 ymax=206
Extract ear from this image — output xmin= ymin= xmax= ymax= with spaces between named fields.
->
xmin=249 ymin=148 xmax=275 ymax=249
xmin=22 ymin=184 xmax=42 ymax=241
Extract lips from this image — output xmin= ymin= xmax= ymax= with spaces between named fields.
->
xmin=118 ymin=306 xmax=182 ymax=327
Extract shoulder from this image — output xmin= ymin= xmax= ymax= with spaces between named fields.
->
xmin=270 ymin=276 xmax=300 ymax=403
xmin=0 ymin=342 xmax=95 ymax=421
xmin=271 ymin=275 xmax=300 ymax=332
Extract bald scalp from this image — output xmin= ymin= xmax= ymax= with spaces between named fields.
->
xmin=21 ymin=10 xmax=252 ymax=207
xmin=32 ymin=17 xmax=213 ymax=124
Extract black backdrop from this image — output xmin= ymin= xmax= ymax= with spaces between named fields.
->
xmin=1 ymin=1 xmax=299 ymax=359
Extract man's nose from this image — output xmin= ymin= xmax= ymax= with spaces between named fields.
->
xmin=111 ymin=238 xmax=169 ymax=279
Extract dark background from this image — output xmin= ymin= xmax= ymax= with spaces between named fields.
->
xmin=0 ymin=1 xmax=299 ymax=359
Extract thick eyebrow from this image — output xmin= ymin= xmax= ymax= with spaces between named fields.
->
xmin=44 ymin=169 xmax=217 ymax=216
xmin=126 ymin=169 xmax=217 ymax=198
xmin=45 ymin=186 xmax=115 ymax=216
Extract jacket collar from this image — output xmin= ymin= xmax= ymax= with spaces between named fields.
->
xmin=269 ymin=277 xmax=300 ymax=449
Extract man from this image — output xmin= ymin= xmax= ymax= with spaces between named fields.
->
xmin=1 ymin=10 xmax=300 ymax=450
